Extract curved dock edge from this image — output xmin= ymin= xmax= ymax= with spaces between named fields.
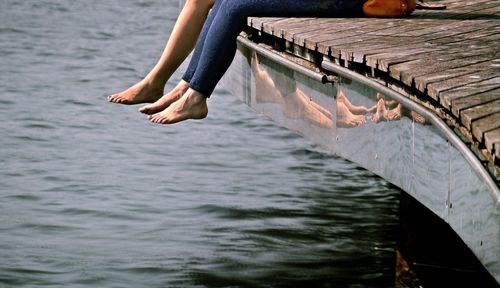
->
xmin=222 ymin=33 xmax=500 ymax=284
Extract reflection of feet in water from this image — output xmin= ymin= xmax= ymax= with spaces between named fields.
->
xmin=139 ymin=80 xmax=189 ymax=114
xmin=386 ymin=103 xmax=402 ymax=121
xmin=250 ymin=52 xmax=332 ymax=128
xmin=283 ymin=89 xmax=333 ymax=128
xmin=371 ymin=97 xmax=387 ymax=123
xmin=338 ymin=90 xmax=376 ymax=115
xmin=337 ymin=101 xmax=367 ymax=127
xmin=148 ymin=89 xmax=208 ymax=125
xmin=336 ymin=89 xmax=375 ymax=127
xmin=108 ymin=79 xmax=164 ymax=105
xmin=411 ymin=111 xmax=427 ymax=124
xmin=372 ymin=98 xmax=402 ymax=122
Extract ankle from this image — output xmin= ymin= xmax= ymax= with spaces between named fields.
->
xmin=187 ymin=89 xmax=206 ymax=104
xmin=142 ymin=75 xmax=166 ymax=91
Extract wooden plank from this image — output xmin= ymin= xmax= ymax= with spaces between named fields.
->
xmin=398 ymin=20 xmax=494 ymax=38
xmin=249 ymin=17 xmax=271 ymax=30
xmin=271 ymin=18 xmax=316 ymax=37
xmin=440 ymin=77 xmax=500 ymax=109
xmin=393 ymin=56 xmax=493 ymax=88
xmin=496 ymin=142 xmax=500 ymax=160
xmin=360 ymin=23 xmax=499 ymax=66
xmin=261 ymin=18 xmax=287 ymax=35
xmin=331 ymin=36 xmax=426 ymax=63
xmin=369 ymin=23 xmax=499 ymax=70
xmin=424 ymin=62 xmax=500 ymax=99
xmin=431 ymin=30 xmax=500 ymax=46
xmin=282 ymin=21 xmax=328 ymax=44
xmin=451 ymin=88 xmax=500 ymax=117
xmin=299 ymin=19 xmax=384 ymax=51
xmin=429 ymin=26 xmax=500 ymax=46
xmin=374 ymin=45 xmax=497 ymax=72
xmin=461 ymin=99 xmax=500 ymax=130
xmin=245 ymin=0 xmax=500 ymax=165
xmin=389 ymin=59 xmax=497 ymax=94
xmin=317 ymin=34 xmax=380 ymax=56
xmin=369 ymin=19 xmax=456 ymax=37
xmin=334 ymin=25 xmax=494 ymax=64
xmin=443 ymin=1 xmax=500 ymax=19
xmin=352 ymin=44 xmax=434 ymax=64
xmin=471 ymin=112 xmax=500 ymax=144
xmin=398 ymin=58 xmax=495 ymax=100
xmin=360 ymin=46 xmax=432 ymax=66
xmin=299 ymin=19 xmax=391 ymax=50
xmin=484 ymin=128 xmax=500 ymax=154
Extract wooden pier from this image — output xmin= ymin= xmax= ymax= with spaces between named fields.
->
xmin=246 ymin=0 xmax=500 ymax=181
xmin=222 ymin=0 xmax=500 ymax=284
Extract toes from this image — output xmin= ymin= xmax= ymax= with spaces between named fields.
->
xmin=148 ymin=113 xmax=169 ymax=124
xmin=138 ymin=105 xmax=150 ymax=114
xmin=107 ymin=94 xmax=117 ymax=102
xmin=108 ymin=94 xmax=124 ymax=103
xmin=148 ymin=114 xmax=159 ymax=123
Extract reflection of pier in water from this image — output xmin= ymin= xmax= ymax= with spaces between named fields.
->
xmin=222 ymin=1 xmax=500 ymax=285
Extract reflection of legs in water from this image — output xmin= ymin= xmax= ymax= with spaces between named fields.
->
xmin=284 ymin=89 xmax=332 ymax=128
xmin=336 ymin=90 xmax=368 ymax=127
xmin=250 ymin=52 xmax=283 ymax=104
xmin=337 ymin=89 xmax=377 ymax=115
xmin=108 ymin=0 xmax=215 ymax=105
xmin=250 ymin=52 xmax=332 ymax=127
xmin=371 ymin=97 xmax=387 ymax=123
xmin=371 ymin=93 xmax=402 ymax=122
xmin=376 ymin=93 xmax=428 ymax=124
xmin=337 ymin=101 xmax=367 ymax=127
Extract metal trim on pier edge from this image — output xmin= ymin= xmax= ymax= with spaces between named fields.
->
xmin=237 ymin=35 xmax=500 ymax=204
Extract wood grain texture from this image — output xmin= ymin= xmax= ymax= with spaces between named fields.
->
xmin=246 ymin=0 xmax=500 ymax=161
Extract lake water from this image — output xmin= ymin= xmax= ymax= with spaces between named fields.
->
xmin=0 ymin=1 xmax=401 ymax=287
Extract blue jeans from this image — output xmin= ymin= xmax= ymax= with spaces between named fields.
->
xmin=182 ymin=0 xmax=365 ymax=97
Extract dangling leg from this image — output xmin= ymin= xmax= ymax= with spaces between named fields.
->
xmin=108 ymin=0 xmax=215 ymax=105
xmin=149 ymin=0 xmax=364 ymax=124
xmin=140 ymin=0 xmax=224 ymax=114
xmin=148 ymin=88 xmax=208 ymax=124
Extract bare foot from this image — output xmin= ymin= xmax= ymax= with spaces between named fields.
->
xmin=371 ymin=98 xmax=387 ymax=123
xmin=386 ymin=103 xmax=402 ymax=121
xmin=148 ymin=89 xmax=208 ymax=125
xmin=337 ymin=101 xmax=367 ymax=128
xmin=139 ymin=80 xmax=189 ymax=114
xmin=107 ymin=79 xmax=164 ymax=105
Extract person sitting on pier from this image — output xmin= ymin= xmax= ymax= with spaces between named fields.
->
xmin=108 ymin=0 xmax=416 ymax=124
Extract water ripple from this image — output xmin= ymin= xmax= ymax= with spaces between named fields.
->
xmin=196 ymin=204 xmax=306 ymax=220
xmin=0 ymin=0 xmax=400 ymax=287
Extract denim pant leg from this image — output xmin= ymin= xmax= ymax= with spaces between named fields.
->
xmin=181 ymin=0 xmax=224 ymax=83
xmin=188 ymin=0 xmax=364 ymax=97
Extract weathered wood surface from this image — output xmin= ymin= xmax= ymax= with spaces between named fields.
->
xmin=247 ymin=0 xmax=500 ymax=167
